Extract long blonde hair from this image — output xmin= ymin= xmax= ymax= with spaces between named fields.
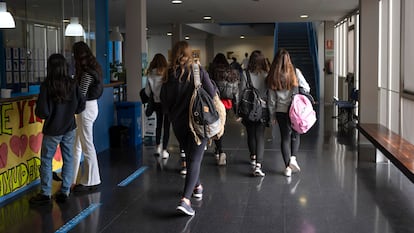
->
xmin=266 ymin=48 xmax=298 ymax=90
xmin=167 ymin=41 xmax=193 ymax=82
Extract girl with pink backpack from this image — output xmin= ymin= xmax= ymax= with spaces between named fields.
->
xmin=266 ymin=48 xmax=310 ymax=177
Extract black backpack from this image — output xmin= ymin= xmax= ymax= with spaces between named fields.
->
xmin=238 ymin=71 xmax=264 ymax=122
xmin=190 ymin=64 xmax=221 ymax=139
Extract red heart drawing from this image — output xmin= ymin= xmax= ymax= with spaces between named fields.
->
xmin=10 ymin=135 xmax=28 ymax=158
xmin=29 ymin=133 xmax=43 ymax=153
xmin=0 ymin=143 xmax=8 ymax=168
xmin=54 ymin=146 xmax=62 ymax=162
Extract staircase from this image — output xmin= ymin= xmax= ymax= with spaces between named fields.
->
xmin=275 ymin=22 xmax=319 ymax=101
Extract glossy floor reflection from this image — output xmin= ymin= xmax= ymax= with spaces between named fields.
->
xmin=1 ymin=105 xmax=414 ymax=233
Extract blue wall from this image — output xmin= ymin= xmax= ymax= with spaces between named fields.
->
xmin=94 ymin=87 xmax=114 ymax=153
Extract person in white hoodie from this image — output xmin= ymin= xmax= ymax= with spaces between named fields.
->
xmin=145 ymin=53 xmax=170 ymax=159
xmin=266 ymin=48 xmax=310 ymax=177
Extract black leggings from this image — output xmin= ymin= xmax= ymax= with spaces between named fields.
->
xmin=244 ymin=121 xmax=266 ymax=164
xmin=275 ymin=112 xmax=300 ymax=167
xmin=154 ymin=103 xmax=170 ymax=149
xmin=173 ymin=124 xmax=207 ymax=199
xmin=214 ymin=137 xmax=223 ymax=154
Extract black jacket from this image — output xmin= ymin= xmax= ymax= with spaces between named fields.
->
xmin=160 ymin=66 xmax=216 ymax=128
xmin=35 ymin=83 xmax=86 ymax=136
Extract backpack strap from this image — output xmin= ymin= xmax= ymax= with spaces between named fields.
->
xmin=193 ymin=63 xmax=201 ymax=87
xmin=245 ymin=70 xmax=253 ymax=88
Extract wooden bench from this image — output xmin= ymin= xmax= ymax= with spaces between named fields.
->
xmin=357 ymin=123 xmax=414 ymax=182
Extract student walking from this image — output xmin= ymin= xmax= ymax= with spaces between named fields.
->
xmin=145 ymin=53 xmax=171 ymax=159
xmin=208 ymin=53 xmax=240 ymax=165
xmin=161 ymin=41 xmax=216 ymax=216
xmin=240 ymin=50 xmax=269 ymax=177
xmin=30 ymin=53 xmax=85 ymax=205
xmin=266 ymin=48 xmax=306 ymax=177
xmin=71 ymin=41 xmax=103 ymax=193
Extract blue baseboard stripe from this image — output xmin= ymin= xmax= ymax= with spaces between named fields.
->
xmin=55 ymin=203 xmax=102 ymax=233
xmin=117 ymin=166 xmax=148 ymax=187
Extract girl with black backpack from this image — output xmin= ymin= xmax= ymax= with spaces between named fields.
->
xmin=239 ymin=50 xmax=269 ymax=177
xmin=160 ymin=41 xmax=216 ymax=216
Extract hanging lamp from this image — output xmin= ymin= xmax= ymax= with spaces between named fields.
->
xmin=109 ymin=26 xmax=123 ymax=41
xmin=65 ymin=0 xmax=84 ymax=36
xmin=0 ymin=2 xmax=16 ymax=28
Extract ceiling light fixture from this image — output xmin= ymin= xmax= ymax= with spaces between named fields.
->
xmin=184 ymin=36 xmax=190 ymax=40
xmin=203 ymin=16 xmax=212 ymax=20
xmin=65 ymin=0 xmax=84 ymax=36
xmin=0 ymin=2 xmax=16 ymax=28
xmin=300 ymin=14 xmax=309 ymax=18
xmin=240 ymin=35 xmax=245 ymax=39
xmin=109 ymin=26 xmax=124 ymax=41
xmin=171 ymin=0 xmax=182 ymax=4
xmin=167 ymin=32 xmax=173 ymax=36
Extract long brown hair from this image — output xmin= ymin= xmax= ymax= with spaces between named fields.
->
xmin=167 ymin=41 xmax=193 ymax=82
xmin=266 ymin=48 xmax=298 ymax=90
xmin=247 ymin=50 xmax=268 ymax=74
xmin=209 ymin=53 xmax=239 ymax=82
xmin=147 ymin=53 xmax=168 ymax=77
xmin=72 ymin=41 xmax=103 ymax=82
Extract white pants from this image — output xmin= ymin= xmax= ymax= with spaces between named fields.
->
xmin=73 ymin=100 xmax=101 ymax=186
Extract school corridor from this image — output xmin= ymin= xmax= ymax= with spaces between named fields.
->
xmin=1 ymin=105 xmax=414 ymax=233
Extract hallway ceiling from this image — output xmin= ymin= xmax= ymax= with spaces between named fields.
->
xmin=109 ymin=0 xmax=359 ymax=36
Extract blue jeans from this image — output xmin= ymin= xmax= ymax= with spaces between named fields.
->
xmin=40 ymin=129 xmax=75 ymax=196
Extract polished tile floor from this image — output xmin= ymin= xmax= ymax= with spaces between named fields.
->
xmin=1 ymin=105 xmax=414 ymax=233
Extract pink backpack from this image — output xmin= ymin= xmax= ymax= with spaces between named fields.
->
xmin=289 ymin=94 xmax=317 ymax=134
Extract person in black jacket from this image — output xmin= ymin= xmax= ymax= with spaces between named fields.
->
xmin=30 ymin=53 xmax=85 ymax=205
xmin=161 ymin=41 xmax=216 ymax=216
xmin=208 ymin=53 xmax=240 ymax=165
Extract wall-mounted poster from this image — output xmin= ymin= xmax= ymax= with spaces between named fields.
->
xmin=192 ymin=50 xmax=200 ymax=60
xmin=20 ymin=73 xmax=27 ymax=83
xmin=20 ymin=60 xmax=26 ymax=71
xmin=13 ymin=60 xmax=19 ymax=71
xmin=6 ymin=72 xmax=12 ymax=84
xmin=13 ymin=48 xmax=19 ymax=59
xmin=6 ymin=60 xmax=12 ymax=71
xmin=13 ymin=72 xmax=19 ymax=83
xmin=19 ymin=48 xmax=26 ymax=58
xmin=5 ymin=48 xmax=11 ymax=59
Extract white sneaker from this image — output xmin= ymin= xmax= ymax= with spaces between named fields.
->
xmin=155 ymin=144 xmax=162 ymax=155
xmin=253 ymin=164 xmax=265 ymax=177
xmin=284 ymin=167 xmax=292 ymax=177
xmin=162 ymin=150 xmax=169 ymax=159
xmin=218 ymin=153 xmax=226 ymax=166
xmin=253 ymin=165 xmax=266 ymax=177
xmin=215 ymin=153 xmax=220 ymax=160
xmin=289 ymin=156 xmax=301 ymax=173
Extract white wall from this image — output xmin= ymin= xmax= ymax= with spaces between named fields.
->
xmin=147 ymin=35 xmax=274 ymax=67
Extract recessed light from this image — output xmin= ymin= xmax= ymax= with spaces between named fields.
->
xmin=300 ymin=14 xmax=309 ymax=18
xmin=184 ymin=36 xmax=190 ymax=40
xmin=171 ymin=0 xmax=182 ymax=4
xmin=203 ymin=16 xmax=212 ymax=20
xmin=63 ymin=19 xmax=70 ymax=23
xmin=167 ymin=32 xmax=173 ymax=36
xmin=240 ymin=35 xmax=245 ymax=39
